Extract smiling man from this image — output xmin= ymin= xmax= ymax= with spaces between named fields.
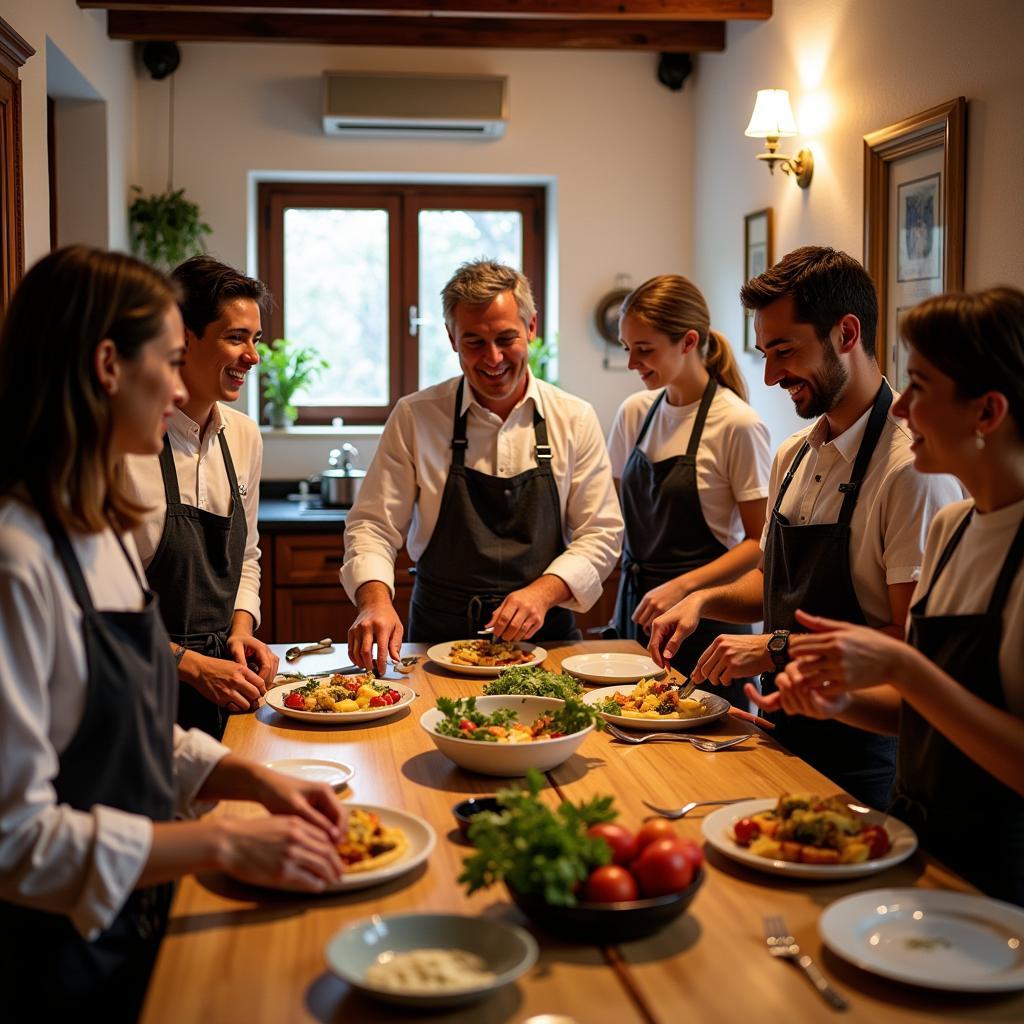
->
xmin=123 ymin=256 xmax=277 ymax=738
xmin=647 ymin=247 xmax=961 ymax=807
xmin=342 ymin=260 xmax=623 ymax=672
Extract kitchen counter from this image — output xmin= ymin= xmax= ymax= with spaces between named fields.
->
xmin=257 ymin=496 xmax=347 ymax=532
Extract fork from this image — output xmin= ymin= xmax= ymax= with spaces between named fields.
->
xmin=642 ymin=796 xmax=757 ymax=819
xmin=605 ymin=722 xmax=751 ymax=751
xmin=764 ymin=915 xmax=849 ymax=1011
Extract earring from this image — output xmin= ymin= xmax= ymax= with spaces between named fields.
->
xmin=975 ymin=430 xmax=986 ymax=451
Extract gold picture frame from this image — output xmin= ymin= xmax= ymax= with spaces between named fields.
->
xmin=863 ymin=97 xmax=966 ymax=390
xmin=743 ymin=208 xmax=773 ymax=352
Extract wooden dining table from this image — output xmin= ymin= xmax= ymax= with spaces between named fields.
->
xmin=140 ymin=640 xmax=1024 ymax=1023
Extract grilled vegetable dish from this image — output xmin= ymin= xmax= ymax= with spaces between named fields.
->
xmin=283 ymin=674 xmax=404 ymax=713
xmin=596 ymin=677 xmax=706 ymax=719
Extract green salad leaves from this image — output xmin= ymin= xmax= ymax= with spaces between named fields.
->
xmin=459 ymin=770 xmax=618 ymax=905
xmin=482 ymin=665 xmax=585 ymax=700
xmin=434 ymin=695 xmax=602 ymax=742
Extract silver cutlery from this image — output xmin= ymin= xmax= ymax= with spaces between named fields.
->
xmin=642 ymin=797 xmax=757 ymax=820
xmin=284 ymin=637 xmax=333 ymax=662
xmin=764 ymin=915 xmax=849 ymax=1011
xmin=672 ymin=675 xmax=698 ymax=699
xmin=391 ymin=655 xmax=420 ymax=673
xmin=605 ymin=722 xmax=751 ymax=752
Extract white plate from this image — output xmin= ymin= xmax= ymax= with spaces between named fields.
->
xmin=582 ymin=684 xmax=730 ymax=730
xmin=264 ymin=758 xmax=354 ymax=790
xmin=425 ymin=640 xmax=547 ymax=677
xmin=265 ymin=677 xmax=416 ymax=723
xmin=819 ymin=888 xmax=1024 ymax=992
xmin=701 ymin=798 xmax=918 ymax=879
xmin=560 ymin=652 xmax=665 ymax=685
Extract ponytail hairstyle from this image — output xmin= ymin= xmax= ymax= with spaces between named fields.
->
xmin=620 ymin=274 xmax=748 ymax=401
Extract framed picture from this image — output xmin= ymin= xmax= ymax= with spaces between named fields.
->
xmin=864 ymin=97 xmax=966 ymax=391
xmin=743 ymin=208 xmax=773 ymax=351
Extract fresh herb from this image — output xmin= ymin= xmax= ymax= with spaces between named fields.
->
xmin=459 ymin=770 xmax=617 ymax=905
xmin=434 ymin=695 xmax=603 ymax=742
xmin=482 ymin=665 xmax=584 ymax=700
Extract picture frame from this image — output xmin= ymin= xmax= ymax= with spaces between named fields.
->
xmin=743 ymin=208 xmax=773 ymax=352
xmin=863 ymin=97 xmax=966 ymax=390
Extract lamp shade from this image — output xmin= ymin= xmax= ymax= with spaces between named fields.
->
xmin=744 ymin=89 xmax=798 ymax=138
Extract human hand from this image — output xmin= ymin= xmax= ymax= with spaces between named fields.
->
xmin=187 ymin=653 xmax=266 ymax=712
xmin=647 ymin=594 xmax=703 ymax=668
xmin=632 ymin=578 xmax=690 ymax=632
xmin=252 ymin=765 xmax=346 ymax=843
xmin=692 ymin=633 xmax=773 ymax=685
xmin=485 ymin=577 xmax=564 ymax=642
xmin=215 ymin=815 xmax=344 ymax=892
xmin=348 ymin=586 xmax=403 ymax=675
xmin=226 ymin=633 xmax=279 ymax=689
xmin=746 ymin=657 xmax=853 ymax=720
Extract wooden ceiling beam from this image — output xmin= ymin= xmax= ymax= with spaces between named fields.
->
xmin=85 ymin=0 xmax=769 ymax=20
xmin=106 ymin=10 xmax=727 ymax=49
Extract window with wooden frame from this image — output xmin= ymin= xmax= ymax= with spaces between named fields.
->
xmin=257 ymin=182 xmax=546 ymax=426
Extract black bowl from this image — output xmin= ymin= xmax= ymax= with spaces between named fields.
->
xmin=507 ymin=869 xmax=704 ymax=942
xmin=452 ymin=796 xmax=503 ymax=840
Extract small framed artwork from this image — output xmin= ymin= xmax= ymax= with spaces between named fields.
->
xmin=743 ymin=208 xmax=773 ymax=352
xmin=864 ymin=98 xmax=966 ymax=387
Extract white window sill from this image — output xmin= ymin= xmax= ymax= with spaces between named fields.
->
xmin=260 ymin=425 xmax=386 ymax=439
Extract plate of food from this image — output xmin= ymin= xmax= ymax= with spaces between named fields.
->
xmin=819 ymin=888 xmax=1024 ymax=992
xmin=701 ymin=794 xmax=917 ymax=879
xmin=560 ymin=652 xmax=666 ymax=685
xmin=265 ymin=673 xmax=415 ymax=723
xmin=426 ymin=639 xmax=547 ymax=677
xmin=583 ymin=678 xmax=730 ymax=730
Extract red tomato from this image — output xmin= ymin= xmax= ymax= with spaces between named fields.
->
xmin=632 ymin=838 xmax=694 ymax=897
xmin=862 ymin=825 xmax=891 ymax=859
xmin=283 ymin=693 xmax=305 ymax=710
xmin=582 ymin=865 xmax=638 ymax=903
xmin=586 ymin=823 xmax=639 ymax=866
xmin=369 ymin=695 xmax=386 ymax=707
xmin=388 ymin=689 xmax=402 ymax=703
xmin=733 ymin=817 xmax=761 ymax=847
xmin=676 ymin=837 xmax=704 ymax=874
xmin=635 ymin=818 xmax=679 ymax=851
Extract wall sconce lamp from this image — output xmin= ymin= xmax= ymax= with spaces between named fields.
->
xmin=745 ymin=89 xmax=813 ymax=189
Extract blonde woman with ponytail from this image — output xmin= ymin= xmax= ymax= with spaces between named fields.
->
xmin=607 ymin=275 xmax=770 ymax=704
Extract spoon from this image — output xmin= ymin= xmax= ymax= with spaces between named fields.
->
xmin=284 ymin=637 xmax=333 ymax=662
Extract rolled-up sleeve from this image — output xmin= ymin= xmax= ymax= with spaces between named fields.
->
xmin=233 ymin=427 xmax=264 ymax=627
xmin=172 ymin=725 xmax=230 ymax=818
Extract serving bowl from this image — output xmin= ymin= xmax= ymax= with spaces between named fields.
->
xmin=452 ymin=796 xmax=503 ymax=840
xmin=419 ymin=695 xmax=594 ymax=777
xmin=507 ymin=869 xmax=704 ymax=942
xmin=325 ymin=912 xmax=538 ymax=1009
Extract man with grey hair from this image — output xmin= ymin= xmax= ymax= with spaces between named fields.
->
xmin=342 ymin=259 xmax=623 ymax=672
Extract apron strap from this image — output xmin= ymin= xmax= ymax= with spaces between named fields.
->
xmin=988 ymin=511 xmax=1024 ymax=614
xmin=915 ymin=507 xmax=975 ymax=612
xmin=685 ymin=378 xmax=718 ymax=457
xmin=40 ymin=512 xmax=98 ymax=615
xmin=450 ymin=376 xmax=553 ymax=467
xmin=634 ymin=390 xmax=667 ymax=447
xmin=451 ymin=379 xmax=469 ymax=468
xmin=772 ymin=442 xmax=811 ymax=514
xmin=216 ymin=429 xmax=242 ymax=511
xmin=837 ymin=380 xmax=893 ymax=526
xmin=158 ymin=435 xmax=181 ymax=504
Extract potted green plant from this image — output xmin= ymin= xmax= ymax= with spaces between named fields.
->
xmin=528 ymin=335 xmax=558 ymax=383
xmin=128 ymin=186 xmax=212 ymax=270
xmin=255 ymin=338 xmax=329 ymax=428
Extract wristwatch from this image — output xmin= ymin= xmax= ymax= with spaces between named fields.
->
xmin=766 ymin=629 xmax=791 ymax=670
xmin=173 ymin=644 xmax=187 ymax=667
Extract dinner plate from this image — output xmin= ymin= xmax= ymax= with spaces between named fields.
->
xmin=560 ymin=652 xmax=666 ymax=684
xmin=425 ymin=640 xmax=547 ymax=677
xmin=819 ymin=888 xmax=1024 ymax=991
xmin=582 ymin=684 xmax=730 ymax=730
xmin=264 ymin=758 xmax=354 ymax=790
xmin=701 ymin=798 xmax=918 ymax=879
xmin=265 ymin=677 xmax=416 ymax=723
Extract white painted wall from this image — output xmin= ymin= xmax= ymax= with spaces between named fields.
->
xmin=689 ymin=0 xmax=1024 ymax=448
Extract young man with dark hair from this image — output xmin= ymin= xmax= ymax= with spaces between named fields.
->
xmin=649 ymin=246 xmax=961 ymax=807
xmin=123 ymin=256 xmax=276 ymax=738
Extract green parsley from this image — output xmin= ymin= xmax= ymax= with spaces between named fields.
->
xmin=482 ymin=665 xmax=585 ymax=700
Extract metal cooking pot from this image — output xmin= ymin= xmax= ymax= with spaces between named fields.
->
xmin=318 ymin=444 xmax=366 ymax=508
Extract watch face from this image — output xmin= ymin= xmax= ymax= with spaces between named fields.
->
xmin=768 ymin=635 xmax=786 ymax=652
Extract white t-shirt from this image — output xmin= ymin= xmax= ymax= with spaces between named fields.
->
xmin=607 ymin=385 xmax=771 ymax=549
xmin=760 ymin=390 xmax=964 ymax=627
xmin=910 ymin=496 xmax=1024 ymax=715
xmin=0 ymin=496 xmax=228 ymax=939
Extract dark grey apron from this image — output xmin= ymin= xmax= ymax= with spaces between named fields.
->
xmin=0 ymin=509 xmax=177 ymax=1022
xmin=145 ymin=430 xmax=246 ymax=739
xmin=763 ymin=381 xmax=897 ymax=809
xmin=614 ymin=380 xmax=752 ymax=705
xmin=892 ymin=507 xmax=1024 ymax=905
xmin=408 ymin=378 xmax=580 ymax=641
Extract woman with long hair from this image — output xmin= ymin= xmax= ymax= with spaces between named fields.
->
xmin=607 ymin=275 xmax=771 ymax=702
xmin=0 ymin=248 xmax=345 ymax=1018
xmin=754 ymin=287 xmax=1024 ymax=904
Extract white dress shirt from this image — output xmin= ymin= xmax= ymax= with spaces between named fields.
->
xmin=760 ymin=388 xmax=964 ymax=627
xmin=911 ymin=496 xmax=1024 ymax=714
xmin=342 ymin=373 xmax=624 ymax=612
xmin=0 ymin=496 xmax=228 ymax=940
xmin=607 ymin=385 xmax=772 ymax=549
xmin=123 ymin=403 xmax=264 ymax=628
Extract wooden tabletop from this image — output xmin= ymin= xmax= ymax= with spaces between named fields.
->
xmin=140 ymin=641 xmax=1024 ymax=1023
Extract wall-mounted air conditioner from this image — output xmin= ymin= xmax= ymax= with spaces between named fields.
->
xmin=322 ymin=71 xmax=508 ymax=139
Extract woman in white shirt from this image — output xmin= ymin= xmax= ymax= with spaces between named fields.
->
xmin=759 ymin=286 xmax=1024 ymax=904
xmin=607 ymin=275 xmax=771 ymax=704
xmin=0 ymin=248 xmax=344 ymax=1018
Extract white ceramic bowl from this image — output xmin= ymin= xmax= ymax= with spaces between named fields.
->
xmin=419 ymin=695 xmax=593 ymax=776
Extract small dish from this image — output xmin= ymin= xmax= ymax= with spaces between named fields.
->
xmin=583 ymin=685 xmax=731 ymax=731
xmin=452 ymin=796 xmax=503 ymax=840
xmin=325 ymin=912 xmax=538 ymax=1008
xmin=560 ymin=652 xmax=665 ymax=685
xmin=264 ymin=758 xmax=354 ymax=790
xmin=426 ymin=640 xmax=547 ymax=677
